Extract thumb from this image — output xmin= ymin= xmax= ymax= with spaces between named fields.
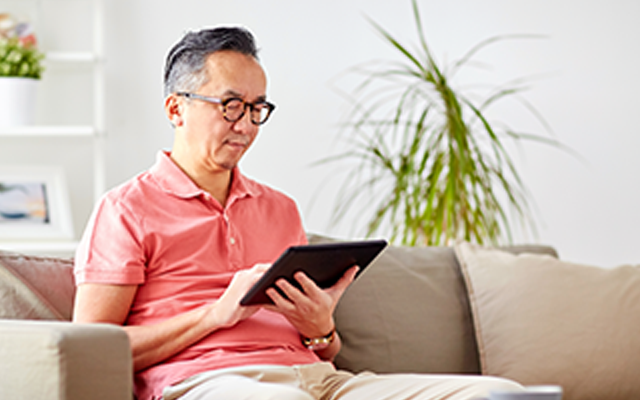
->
xmin=331 ymin=265 xmax=360 ymax=294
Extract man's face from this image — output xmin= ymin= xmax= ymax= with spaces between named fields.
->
xmin=177 ymin=50 xmax=267 ymax=172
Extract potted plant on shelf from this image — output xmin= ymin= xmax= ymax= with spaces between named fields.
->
xmin=0 ymin=13 xmax=44 ymax=128
xmin=323 ymin=0 xmax=568 ymax=246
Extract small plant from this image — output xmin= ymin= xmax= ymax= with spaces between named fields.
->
xmin=0 ymin=14 xmax=44 ymax=79
xmin=323 ymin=0 xmax=569 ymax=246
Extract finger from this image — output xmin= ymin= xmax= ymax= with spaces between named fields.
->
xmin=329 ymin=265 xmax=360 ymax=293
xmin=233 ymin=263 xmax=270 ymax=286
xmin=243 ymin=263 xmax=272 ymax=287
xmin=265 ymin=286 xmax=294 ymax=310
xmin=252 ymin=263 xmax=271 ymax=273
xmin=292 ymin=271 xmax=321 ymax=297
xmin=231 ymin=264 xmax=272 ymax=306
xmin=275 ymin=277 xmax=310 ymax=305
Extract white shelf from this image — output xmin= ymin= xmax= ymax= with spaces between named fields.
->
xmin=0 ymin=125 xmax=96 ymax=137
xmin=45 ymin=51 xmax=99 ymax=64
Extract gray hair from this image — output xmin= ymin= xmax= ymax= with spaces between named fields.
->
xmin=163 ymin=26 xmax=259 ymax=97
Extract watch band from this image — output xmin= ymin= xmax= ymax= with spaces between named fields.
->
xmin=302 ymin=329 xmax=336 ymax=351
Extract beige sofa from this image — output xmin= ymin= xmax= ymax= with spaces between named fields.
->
xmin=1 ymin=235 xmax=639 ymax=400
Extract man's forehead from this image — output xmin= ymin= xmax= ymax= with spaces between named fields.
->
xmin=204 ymin=51 xmax=264 ymax=74
xmin=203 ymin=51 xmax=267 ymax=98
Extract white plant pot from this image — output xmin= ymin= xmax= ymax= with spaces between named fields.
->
xmin=0 ymin=77 xmax=38 ymax=128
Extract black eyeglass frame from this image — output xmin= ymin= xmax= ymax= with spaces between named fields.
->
xmin=176 ymin=92 xmax=276 ymax=125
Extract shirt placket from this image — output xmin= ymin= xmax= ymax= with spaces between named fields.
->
xmin=222 ymin=210 xmax=243 ymax=270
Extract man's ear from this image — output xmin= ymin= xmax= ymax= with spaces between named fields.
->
xmin=165 ymin=94 xmax=184 ymax=127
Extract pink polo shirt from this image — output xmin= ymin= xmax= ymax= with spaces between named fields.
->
xmin=74 ymin=151 xmax=320 ymax=400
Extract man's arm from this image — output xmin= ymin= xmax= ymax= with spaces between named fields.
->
xmin=73 ymin=264 xmax=270 ymax=371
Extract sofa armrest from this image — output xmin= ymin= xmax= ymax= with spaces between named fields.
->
xmin=0 ymin=319 xmax=133 ymax=400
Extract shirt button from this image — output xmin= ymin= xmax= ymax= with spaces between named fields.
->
xmin=230 ymin=237 xmax=236 ymax=245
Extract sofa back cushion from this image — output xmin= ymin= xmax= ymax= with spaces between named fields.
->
xmin=308 ymin=234 xmax=558 ymax=375
xmin=333 ymin=243 xmax=481 ymax=374
xmin=0 ymin=251 xmax=75 ymax=321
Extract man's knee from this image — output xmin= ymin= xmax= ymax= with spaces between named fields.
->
xmin=471 ymin=376 xmax=525 ymax=397
xmin=331 ymin=372 xmax=524 ymax=400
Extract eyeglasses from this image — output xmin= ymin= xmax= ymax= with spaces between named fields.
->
xmin=176 ymin=92 xmax=276 ymax=125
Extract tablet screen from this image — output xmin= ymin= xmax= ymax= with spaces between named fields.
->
xmin=239 ymin=239 xmax=388 ymax=305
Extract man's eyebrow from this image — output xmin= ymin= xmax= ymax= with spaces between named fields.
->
xmin=221 ymin=90 xmax=267 ymax=102
xmin=221 ymin=90 xmax=243 ymax=98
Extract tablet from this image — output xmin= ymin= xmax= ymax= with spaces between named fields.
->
xmin=239 ymin=239 xmax=388 ymax=305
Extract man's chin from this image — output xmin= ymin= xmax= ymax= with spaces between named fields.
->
xmin=215 ymin=148 xmax=246 ymax=171
xmin=213 ymin=158 xmax=239 ymax=171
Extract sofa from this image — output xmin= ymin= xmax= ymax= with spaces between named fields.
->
xmin=1 ymin=234 xmax=639 ymax=400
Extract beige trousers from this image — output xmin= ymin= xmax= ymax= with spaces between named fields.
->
xmin=162 ymin=362 xmax=523 ymax=400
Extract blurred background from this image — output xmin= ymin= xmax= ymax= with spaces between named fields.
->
xmin=1 ymin=0 xmax=638 ymax=267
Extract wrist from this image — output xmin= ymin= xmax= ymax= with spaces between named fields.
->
xmin=206 ymin=301 xmax=234 ymax=331
xmin=301 ymin=328 xmax=336 ymax=351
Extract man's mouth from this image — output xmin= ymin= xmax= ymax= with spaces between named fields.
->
xmin=225 ymin=138 xmax=249 ymax=150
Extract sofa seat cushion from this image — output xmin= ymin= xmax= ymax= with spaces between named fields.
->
xmin=0 ymin=251 xmax=75 ymax=320
xmin=455 ymin=241 xmax=640 ymax=400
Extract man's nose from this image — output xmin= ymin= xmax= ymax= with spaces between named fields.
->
xmin=232 ymin=108 xmax=256 ymax=132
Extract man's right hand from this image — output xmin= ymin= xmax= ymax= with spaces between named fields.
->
xmin=208 ymin=263 xmax=270 ymax=329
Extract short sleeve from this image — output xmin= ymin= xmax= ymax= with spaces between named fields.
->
xmin=74 ymin=189 xmax=147 ymax=286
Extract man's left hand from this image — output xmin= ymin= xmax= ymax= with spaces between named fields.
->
xmin=263 ymin=265 xmax=358 ymax=340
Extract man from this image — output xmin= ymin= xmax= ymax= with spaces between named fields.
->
xmin=73 ymin=26 xmax=522 ymax=400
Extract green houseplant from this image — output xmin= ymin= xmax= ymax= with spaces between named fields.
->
xmin=0 ymin=14 xmax=44 ymax=127
xmin=324 ymin=0 xmax=565 ymax=246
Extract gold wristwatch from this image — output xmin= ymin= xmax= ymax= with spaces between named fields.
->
xmin=302 ymin=329 xmax=336 ymax=351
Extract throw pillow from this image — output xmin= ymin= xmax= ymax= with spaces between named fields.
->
xmin=0 ymin=251 xmax=75 ymax=320
xmin=454 ymin=241 xmax=640 ymax=400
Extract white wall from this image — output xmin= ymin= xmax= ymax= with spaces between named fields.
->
xmin=90 ymin=0 xmax=640 ymax=267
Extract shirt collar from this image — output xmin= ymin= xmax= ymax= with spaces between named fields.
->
xmin=149 ymin=151 xmax=262 ymax=202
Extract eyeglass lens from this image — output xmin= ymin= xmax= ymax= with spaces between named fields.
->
xmin=223 ymin=99 xmax=272 ymax=124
